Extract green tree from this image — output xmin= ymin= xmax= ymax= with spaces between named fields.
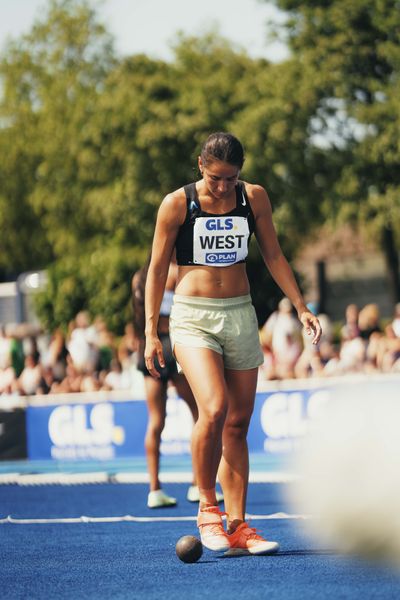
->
xmin=0 ymin=0 xmax=115 ymax=266
xmin=1 ymin=0 xmax=329 ymax=331
xmin=271 ymin=0 xmax=400 ymax=304
xmin=90 ymin=34 xmax=319 ymax=323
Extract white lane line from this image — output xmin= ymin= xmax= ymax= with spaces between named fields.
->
xmin=0 ymin=471 xmax=296 ymax=486
xmin=0 ymin=512 xmax=310 ymax=525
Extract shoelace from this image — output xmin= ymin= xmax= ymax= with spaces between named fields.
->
xmin=199 ymin=508 xmax=228 ymax=535
xmin=200 ymin=508 xmax=227 ymax=519
xmin=237 ymin=523 xmax=265 ymax=541
xmin=245 ymin=527 xmax=264 ymax=541
xmin=212 ymin=509 xmax=227 ymax=518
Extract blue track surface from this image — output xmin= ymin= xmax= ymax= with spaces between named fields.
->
xmin=1 ymin=481 xmax=400 ymax=599
xmin=0 ymin=452 xmax=289 ymax=475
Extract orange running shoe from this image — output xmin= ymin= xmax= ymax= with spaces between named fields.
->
xmin=197 ymin=506 xmax=230 ymax=552
xmin=225 ymin=522 xmax=280 ymax=556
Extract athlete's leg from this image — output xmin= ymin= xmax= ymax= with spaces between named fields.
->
xmin=172 ymin=373 xmax=199 ymax=423
xmin=143 ymin=375 xmax=168 ymax=491
xmin=172 ymin=372 xmax=199 ymax=486
xmin=173 ymin=345 xmax=227 ymax=507
xmin=218 ymin=368 xmax=258 ymax=531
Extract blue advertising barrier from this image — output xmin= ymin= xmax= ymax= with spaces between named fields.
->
xmin=25 ymin=374 xmax=400 ymax=462
xmin=26 ymin=384 xmax=332 ymax=461
xmin=249 ymin=387 xmax=330 ymax=454
xmin=27 ymin=401 xmax=147 ymax=461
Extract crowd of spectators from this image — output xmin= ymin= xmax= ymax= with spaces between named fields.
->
xmin=0 ymin=311 xmax=140 ymax=397
xmin=259 ymin=300 xmax=400 ymax=380
xmin=1 ymin=302 xmax=400 ymax=397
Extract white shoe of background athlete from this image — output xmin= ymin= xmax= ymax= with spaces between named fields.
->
xmin=147 ymin=489 xmax=177 ymax=508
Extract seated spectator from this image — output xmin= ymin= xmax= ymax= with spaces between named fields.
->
xmin=67 ymin=311 xmax=99 ymax=372
xmin=22 ymin=335 xmax=40 ymax=363
xmin=41 ymin=328 xmax=67 ymax=381
xmin=18 ymin=354 xmax=42 ymax=395
xmin=0 ymin=325 xmax=11 ymax=370
xmin=261 ymin=297 xmax=302 ymax=379
xmin=337 ymin=328 xmax=366 ymax=373
xmin=295 ymin=306 xmax=334 ymax=379
xmin=358 ymin=303 xmax=381 ymax=340
xmin=93 ymin=316 xmax=116 ymax=371
xmin=52 ymin=356 xmax=83 ymax=394
xmin=259 ymin=336 xmax=277 ymax=381
xmin=36 ymin=366 xmax=57 ymax=395
xmin=0 ymin=357 xmax=16 ymax=395
xmin=320 ymin=344 xmax=341 ymax=377
xmin=390 ymin=303 xmax=400 ymax=338
xmin=104 ymin=359 xmax=132 ymax=390
xmin=375 ymin=324 xmax=400 ymax=372
xmin=80 ymin=371 xmax=102 ymax=393
xmin=341 ymin=304 xmax=360 ymax=341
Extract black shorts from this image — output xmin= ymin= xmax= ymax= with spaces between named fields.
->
xmin=137 ymin=333 xmax=178 ymax=382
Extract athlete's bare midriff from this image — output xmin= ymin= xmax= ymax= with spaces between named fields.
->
xmin=175 ymin=262 xmax=250 ymax=298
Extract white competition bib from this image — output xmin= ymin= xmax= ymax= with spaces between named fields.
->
xmin=193 ymin=216 xmax=250 ymax=266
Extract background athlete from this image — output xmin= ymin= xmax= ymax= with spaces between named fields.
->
xmin=132 ymin=254 xmax=202 ymax=507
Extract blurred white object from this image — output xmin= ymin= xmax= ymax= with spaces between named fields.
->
xmin=288 ymin=381 xmax=400 ymax=566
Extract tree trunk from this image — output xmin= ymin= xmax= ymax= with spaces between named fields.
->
xmin=316 ymin=260 xmax=327 ymax=314
xmin=381 ymin=225 xmax=400 ymax=305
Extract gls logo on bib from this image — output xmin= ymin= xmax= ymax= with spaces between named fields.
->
xmin=193 ymin=216 xmax=250 ymax=266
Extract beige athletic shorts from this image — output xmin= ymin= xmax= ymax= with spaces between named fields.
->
xmin=169 ymin=294 xmax=264 ymax=371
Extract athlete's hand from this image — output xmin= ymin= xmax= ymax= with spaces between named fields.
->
xmin=144 ymin=335 xmax=165 ymax=379
xmin=299 ymin=310 xmax=322 ymax=345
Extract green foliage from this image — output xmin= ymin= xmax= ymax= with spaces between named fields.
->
xmin=0 ymin=0 xmax=115 ymax=274
xmin=6 ymin=0 xmax=399 ymax=329
xmin=272 ymin=0 xmax=400 ymax=222
xmin=2 ymin=0 xmax=315 ymax=328
xmin=271 ymin=0 xmax=400 ymax=300
xmin=34 ymin=244 xmax=144 ymax=334
xmin=231 ymin=58 xmax=333 ymax=254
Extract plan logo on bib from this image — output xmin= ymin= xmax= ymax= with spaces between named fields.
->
xmin=205 ymin=252 xmax=237 ymax=264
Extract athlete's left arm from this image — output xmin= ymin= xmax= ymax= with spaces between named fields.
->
xmin=249 ymin=183 xmax=322 ymax=344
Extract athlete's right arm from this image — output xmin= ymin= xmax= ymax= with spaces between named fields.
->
xmin=144 ymin=191 xmax=185 ymax=378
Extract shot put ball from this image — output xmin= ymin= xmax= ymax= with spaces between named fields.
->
xmin=175 ymin=535 xmax=203 ymax=563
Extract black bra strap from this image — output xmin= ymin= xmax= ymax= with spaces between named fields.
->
xmin=184 ymin=183 xmax=201 ymax=223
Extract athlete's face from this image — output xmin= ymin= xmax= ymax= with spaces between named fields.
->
xmin=199 ymin=158 xmax=240 ymax=199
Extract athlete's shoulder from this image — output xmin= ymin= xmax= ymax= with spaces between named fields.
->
xmin=158 ymin=186 xmax=187 ymax=224
xmin=161 ymin=186 xmax=187 ymax=208
xmin=241 ymin=182 xmax=271 ymax=214
xmin=241 ymin=181 xmax=269 ymax=198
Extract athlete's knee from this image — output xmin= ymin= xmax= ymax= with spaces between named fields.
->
xmin=198 ymin=396 xmax=227 ymax=429
xmin=223 ymin=413 xmax=251 ymax=439
xmin=146 ymin=417 xmax=165 ymax=440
